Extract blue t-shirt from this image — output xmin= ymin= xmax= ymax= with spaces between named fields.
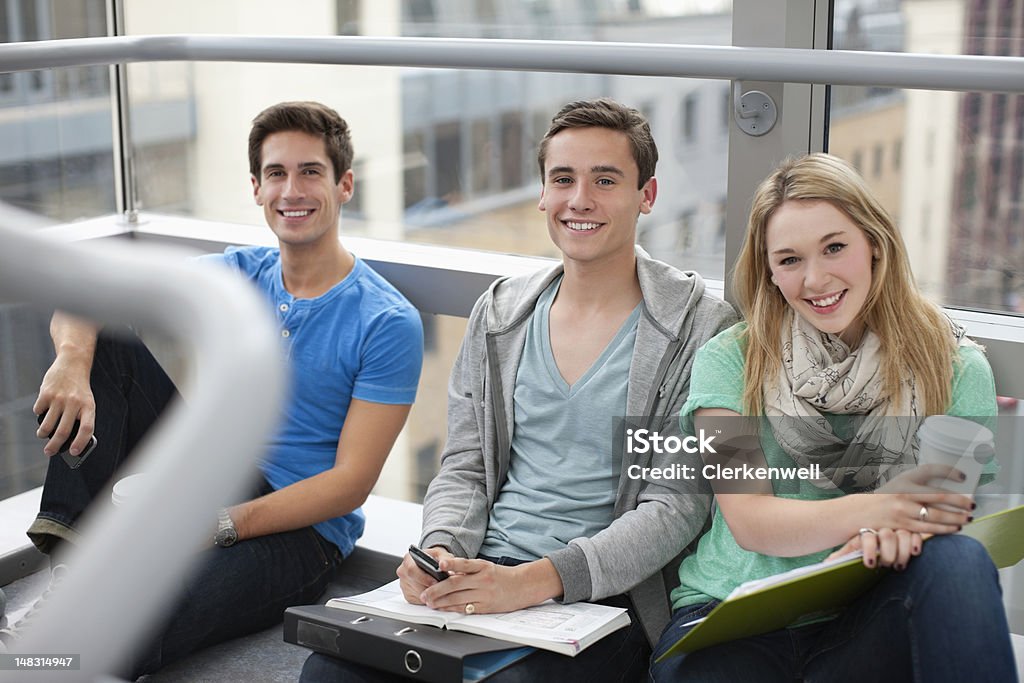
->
xmin=202 ymin=246 xmax=423 ymax=556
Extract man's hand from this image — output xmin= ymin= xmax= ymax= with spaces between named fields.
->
xmin=34 ymin=312 xmax=98 ymax=457
xmin=397 ymin=546 xmax=454 ymax=604
xmin=416 ymin=557 xmax=563 ymax=615
xmin=33 ymin=352 xmax=96 ymax=457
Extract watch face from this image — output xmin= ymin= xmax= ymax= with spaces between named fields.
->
xmin=215 ymin=527 xmax=239 ymax=547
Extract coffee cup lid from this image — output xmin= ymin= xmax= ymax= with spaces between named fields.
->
xmin=919 ymin=415 xmax=994 ymax=457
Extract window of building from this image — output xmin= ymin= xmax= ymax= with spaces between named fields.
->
xmin=500 ymin=112 xmax=524 ymax=191
xmin=675 ymin=209 xmax=696 ymax=252
xmin=470 ymin=118 xmax=493 ymax=196
xmin=336 ymin=0 xmax=360 ymax=35
xmin=403 ymin=130 xmax=428 ymax=210
xmin=681 ymin=93 xmax=697 ymax=144
xmin=434 ymin=120 xmax=462 ymax=204
xmin=347 ymin=158 xmax=365 ymax=217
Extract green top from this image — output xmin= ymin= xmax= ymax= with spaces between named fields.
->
xmin=671 ymin=322 xmax=998 ymax=610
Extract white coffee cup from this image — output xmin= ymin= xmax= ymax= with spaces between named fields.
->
xmin=916 ymin=415 xmax=995 ymax=495
xmin=112 ymin=473 xmax=148 ymax=507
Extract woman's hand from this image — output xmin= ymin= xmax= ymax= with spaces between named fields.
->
xmin=862 ymin=463 xmax=974 ymax=532
xmin=827 ymin=462 xmax=978 ymax=569
xmin=827 ymin=527 xmax=925 ymax=569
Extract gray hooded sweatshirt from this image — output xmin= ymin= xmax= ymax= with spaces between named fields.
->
xmin=420 ymin=246 xmax=737 ymax=645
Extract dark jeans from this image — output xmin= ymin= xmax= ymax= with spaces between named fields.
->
xmin=300 ymin=555 xmax=650 ymax=682
xmin=29 ymin=332 xmax=343 ymax=679
xmin=650 ymin=534 xmax=1017 ymax=683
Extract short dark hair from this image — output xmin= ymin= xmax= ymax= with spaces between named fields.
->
xmin=249 ymin=101 xmax=353 ymax=183
xmin=537 ymin=98 xmax=658 ymax=189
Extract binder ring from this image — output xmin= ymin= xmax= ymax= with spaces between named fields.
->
xmin=404 ymin=649 xmax=422 ymax=674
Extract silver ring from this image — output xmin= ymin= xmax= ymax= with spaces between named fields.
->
xmin=464 ymin=602 xmax=475 ymax=615
xmin=858 ymin=527 xmax=879 ymax=538
xmin=919 ymin=506 xmax=929 ymax=522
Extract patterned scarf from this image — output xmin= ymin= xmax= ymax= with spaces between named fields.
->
xmin=764 ymin=312 xmax=967 ymax=492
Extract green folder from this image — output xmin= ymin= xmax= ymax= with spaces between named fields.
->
xmin=658 ymin=503 xmax=1024 ymax=661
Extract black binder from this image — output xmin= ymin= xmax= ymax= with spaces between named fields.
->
xmin=284 ymin=605 xmax=529 ymax=682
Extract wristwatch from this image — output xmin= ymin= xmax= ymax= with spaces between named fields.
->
xmin=213 ymin=508 xmax=239 ymax=547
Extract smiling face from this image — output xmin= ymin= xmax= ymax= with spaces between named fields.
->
xmin=538 ymin=126 xmax=656 ymax=270
xmin=766 ymin=199 xmax=877 ymax=346
xmin=252 ymin=130 xmax=353 ymax=250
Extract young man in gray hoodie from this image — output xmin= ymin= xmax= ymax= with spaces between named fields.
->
xmin=301 ymin=98 xmax=736 ymax=681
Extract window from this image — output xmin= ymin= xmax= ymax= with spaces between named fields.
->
xmin=0 ymin=0 xmax=113 ymax=220
xmin=675 ymin=209 xmax=696 ymax=252
xmin=105 ymin=0 xmax=735 ymax=509
xmin=851 ymin=150 xmax=863 ymax=174
xmin=829 ymin=0 xmax=1024 ymax=315
xmin=403 ymin=131 xmax=428 ymax=210
xmin=347 ymin=159 xmax=366 ymax=217
xmin=681 ymin=93 xmax=698 ymax=143
xmin=499 ymin=112 xmax=524 ymax=191
xmin=405 ymin=0 xmax=436 ymax=34
xmin=434 ymin=121 xmax=462 ymax=203
xmin=336 ymin=0 xmax=360 ymax=35
xmin=470 ymin=118 xmax=493 ymax=195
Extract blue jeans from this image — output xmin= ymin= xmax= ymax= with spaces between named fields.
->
xmin=650 ymin=535 xmax=1016 ymax=683
xmin=300 ymin=556 xmax=650 ymax=682
xmin=30 ymin=329 xmax=179 ymax=551
xmin=27 ymin=332 xmax=343 ymax=678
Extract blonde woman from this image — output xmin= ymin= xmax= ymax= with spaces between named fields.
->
xmin=650 ymin=153 xmax=1014 ymax=682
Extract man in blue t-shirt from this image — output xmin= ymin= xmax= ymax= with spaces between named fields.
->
xmin=12 ymin=101 xmax=424 ymax=676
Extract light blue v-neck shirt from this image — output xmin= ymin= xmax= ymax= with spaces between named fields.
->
xmin=480 ymin=276 xmax=642 ymax=561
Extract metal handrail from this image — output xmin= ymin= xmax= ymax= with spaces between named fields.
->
xmin=0 ymin=35 xmax=1022 ymax=93
xmin=0 ymin=229 xmax=284 ymax=680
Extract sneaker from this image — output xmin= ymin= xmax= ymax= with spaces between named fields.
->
xmin=0 ymin=564 xmax=68 ymax=651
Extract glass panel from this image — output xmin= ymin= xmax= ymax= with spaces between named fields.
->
xmin=121 ymin=1 xmax=732 ymax=503
xmin=0 ymin=1 xmax=113 ymax=502
xmin=0 ymin=304 xmax=53 ymax=500
xmin=828 ymin=0 xmax=1024 ymax=316
xmin=0 ymin=0 xmax=113 ymax=220
xmin=375 ymin=313 xmax=468 ymax=502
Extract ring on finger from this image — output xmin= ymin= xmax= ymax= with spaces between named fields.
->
xmin=464 ymin=602 xmax=476 ymax=615
xmin=858 ymin=527 xmax=879 ymax=538
xmin=918 ymin=506 xmax=929 ymax=522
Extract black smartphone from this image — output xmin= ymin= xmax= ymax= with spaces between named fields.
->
xmin=36 ymin=411 xmax=97 ymax=469
xmin=408 ymin=544 xmax=448 ymax=582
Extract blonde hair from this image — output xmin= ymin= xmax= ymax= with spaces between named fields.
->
xmin=733 ymin=153 xmax=957 ymax=416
